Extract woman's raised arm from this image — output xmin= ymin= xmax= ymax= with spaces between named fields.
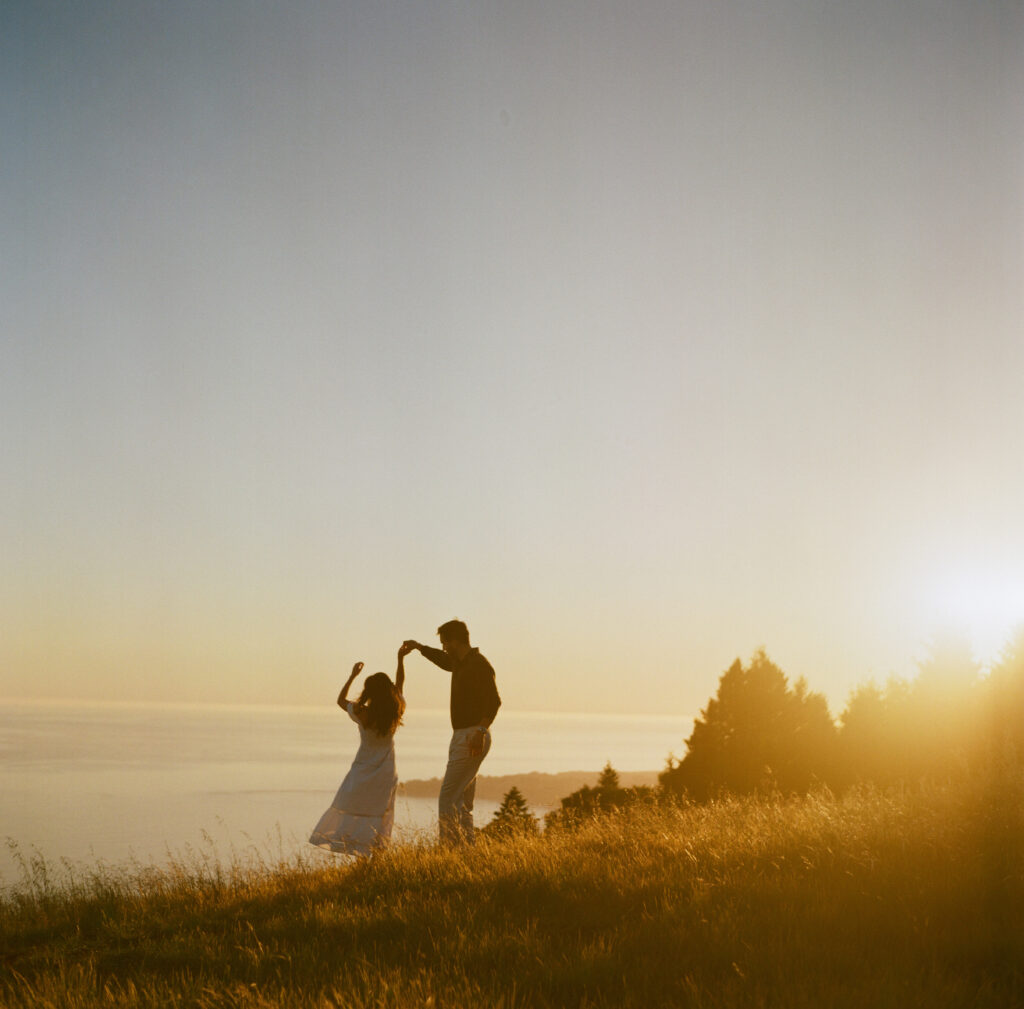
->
xmin=395 ymin=644 xmax=412 ymax=694
xmin=337 ymin=661 xmax=364 ymax=708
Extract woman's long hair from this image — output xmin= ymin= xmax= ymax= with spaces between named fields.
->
xmin=354 ymin=672 xmax=405 ymax=737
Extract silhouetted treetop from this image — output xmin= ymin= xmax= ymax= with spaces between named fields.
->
xmin=660 ymin=648 xmax=837 ymax=801
xmin=597 ymin=763 xmax=620 ymax=791
xmin=483 ymin=785 xmax=539 ymax=838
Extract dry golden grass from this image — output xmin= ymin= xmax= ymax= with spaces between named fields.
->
xmin=2 ymin=770 xmax=1022 ymax=1008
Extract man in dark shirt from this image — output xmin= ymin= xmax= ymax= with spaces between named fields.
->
xmin=403 ymin=619 xmax=501 ymax=845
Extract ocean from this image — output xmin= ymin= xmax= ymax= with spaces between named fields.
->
xmin=0 ymin=700 xmax=692 ymax=888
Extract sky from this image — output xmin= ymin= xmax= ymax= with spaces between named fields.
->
xmin=3 ymin=0 xmax=1023 ymax=721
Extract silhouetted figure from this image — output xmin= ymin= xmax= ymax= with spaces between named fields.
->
xmin=404 ymin=620 xmax=501 ymax=845
xmin=309 ymin=647 xmax=408 ymax=856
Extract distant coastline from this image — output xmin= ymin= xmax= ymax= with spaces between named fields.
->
xmin=399 ymin=770 xmax=659 ymax=807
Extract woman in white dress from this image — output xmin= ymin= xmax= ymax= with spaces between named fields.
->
xmin=309 ymin=645 xmax=408 ymax=856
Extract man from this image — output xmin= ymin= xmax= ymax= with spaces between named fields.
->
xmin=403 ymin=619 xmax=501 ymax=844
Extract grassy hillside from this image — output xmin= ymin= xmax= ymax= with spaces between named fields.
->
xmin=2 ymin=774 xmax=1021 ymax=1008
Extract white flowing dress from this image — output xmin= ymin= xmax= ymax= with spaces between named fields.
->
xmin=309 ymin=701 xmax=399 ymax=856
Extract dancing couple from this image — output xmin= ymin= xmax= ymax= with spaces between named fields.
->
xmin=309 ymin=619 xmax=501 ymax=855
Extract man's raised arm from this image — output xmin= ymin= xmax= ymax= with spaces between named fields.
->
xmin=403 ymin=639 xmax=455 ymax=672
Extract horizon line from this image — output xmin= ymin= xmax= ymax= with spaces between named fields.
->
xmin=0 ymin=695 xmax=695 ymax=722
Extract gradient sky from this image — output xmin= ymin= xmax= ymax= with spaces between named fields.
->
xmin=3 ymin=0 xmax=1023 ymax=719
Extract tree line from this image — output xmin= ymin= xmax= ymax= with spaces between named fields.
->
xmin=487 ymin=627 xmax=1024 ymax=835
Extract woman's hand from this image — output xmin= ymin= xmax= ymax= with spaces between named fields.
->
xmin=349 ymin=661 xmax=365 ymax=678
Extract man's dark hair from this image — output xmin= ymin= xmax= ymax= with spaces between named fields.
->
xmin=437 ymin=619 xmax=470 ymax=645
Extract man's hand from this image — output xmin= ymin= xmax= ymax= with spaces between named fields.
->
xmin=468 ymin=728 xmax=486 ymax=758
xmin=402 ymin=640 xmax=421 ymax=653
xmin=398 ymin=642 xmax=414 ymax=657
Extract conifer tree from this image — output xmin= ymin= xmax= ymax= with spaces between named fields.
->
xmin=597 ymin=762 xmax=620 ymax=791
xmin=484 ymin=786 xmax=539 ymax=837
xmin=660 ymin=648 xmax=837 ymax=800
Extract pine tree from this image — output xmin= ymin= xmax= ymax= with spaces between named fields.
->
xmin=484 ymin=786 xmax=539 ymax=838
xmin=597 ymin=762 xmax=620 ymax=791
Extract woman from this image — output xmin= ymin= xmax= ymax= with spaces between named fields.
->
xmin=309 ymin=645 xmax=409 ymax=856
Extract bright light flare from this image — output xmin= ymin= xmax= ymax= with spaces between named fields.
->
xmin=922 ymin=570 xmax=1024 ymax=671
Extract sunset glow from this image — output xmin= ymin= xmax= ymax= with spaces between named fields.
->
xmin=3 ymin=0 xmax=1022 ymax=720
xmin=920 ymin=569 xmax=1024 ymax=671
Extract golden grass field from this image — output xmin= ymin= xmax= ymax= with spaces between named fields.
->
xmin=2 ymin=770 xmax=1022 ymax=1008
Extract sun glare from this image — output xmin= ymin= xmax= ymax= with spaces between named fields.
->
xmin=923 ymin=570 xmax=1024 ymax=671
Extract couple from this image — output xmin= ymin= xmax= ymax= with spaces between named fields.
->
xmin=309 ymin=619 xmax=501 ymax=855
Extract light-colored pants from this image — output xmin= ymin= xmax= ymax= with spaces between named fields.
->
xmin=438 ymin=726 xmax=492 ymax=845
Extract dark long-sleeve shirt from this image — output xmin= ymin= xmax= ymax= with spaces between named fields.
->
xmin=419 ymin=645 xmax=501 ymax=730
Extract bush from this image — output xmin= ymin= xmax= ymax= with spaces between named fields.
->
xmin=544 ymin=763 xmax=656 ymax=830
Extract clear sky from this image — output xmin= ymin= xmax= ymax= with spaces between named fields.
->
xmin=3 ymin=0 xmax=1022 ymax=719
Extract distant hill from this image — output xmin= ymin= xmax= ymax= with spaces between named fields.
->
xmin=399 ymin=769 xmax=659 ymax=807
